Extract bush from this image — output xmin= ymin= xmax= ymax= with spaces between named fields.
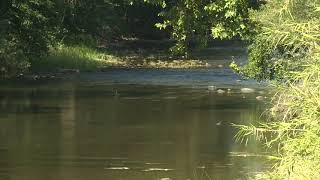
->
xmin=0 ymin=48 xmax=30 ymax=78
xmin=232 ymin=0 xmax=320 ymax=81
xmin=234 ymin=0 xmax=320 ymax=178
xmin=236 ymin=56 xmax=320 ymax=179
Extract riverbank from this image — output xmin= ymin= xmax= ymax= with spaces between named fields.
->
xmin=29 ymin=41 xmax=212 ymax=73
xmin=9 ymin=39 xmax=245 ymax=81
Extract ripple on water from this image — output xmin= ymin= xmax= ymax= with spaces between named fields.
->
xmin=142 ymin=168 xmax=174 ymax=172
xmin=122 ymin=97 xmax=142 ymax=100
xmin=162 ymin=96 xmax=177 ymax=100
xmin=104 ymin=167 xmax=130 ymax=170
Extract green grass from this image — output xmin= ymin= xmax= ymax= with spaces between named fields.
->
xmin=29 ymin=43 xmax=210 ymax=72
xmin=30 ymin=44 xmax=124 ymax=72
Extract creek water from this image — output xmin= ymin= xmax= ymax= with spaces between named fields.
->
xmin=0 ymin=45 xmax=270 ymax=180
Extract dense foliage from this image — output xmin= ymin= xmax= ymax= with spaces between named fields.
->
xmin=0 ymin=0 xmax=58 ymax=77
xmin=0 ymin=0 xmax=260 ymax=78
xmin=235 ymin=0 xmax=320 ymax=179
xmin=232 ymin=0 xmax=320 ymax=80
xmin=59 ymin=0 xmax=165 ymax=41
xmin=149 ymin=0 xmax=255 ymax=55
xmin=0 ymin=0 xmax=165 ymax=78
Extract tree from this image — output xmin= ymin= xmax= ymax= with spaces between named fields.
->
xmin=0 ymin=0 xmax=61 ymax=78
xmin=146 ymin=0 xmax=255 ymax=55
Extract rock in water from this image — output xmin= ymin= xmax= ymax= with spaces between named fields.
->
xmin=256 ymin=96 xmax=265 ymax=101
xmin=241 ymin=88 xmax=255 ymax=93
xmin=217 ymin=89 xmax=226 ymax=94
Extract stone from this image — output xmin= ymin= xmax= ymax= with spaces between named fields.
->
xmin=241 ymin=88 xmax=255 ymax=93
xmin=256 ymin=96 xmax=265 ymax=101
xmin=217 ymin=89 xmax=226 ymax=94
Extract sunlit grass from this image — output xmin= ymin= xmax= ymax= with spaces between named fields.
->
xmin=30 ymin=43 xmax=209 ymax=72
xmin=30 ymin=44 xmax=124 ymax=72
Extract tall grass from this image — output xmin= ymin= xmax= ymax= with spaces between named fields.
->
xmin=30 ymin=43 xmax=210 ymax=72
xmin=236 ymin=57 xmax=320 ymax=179
xmin=30 ymin=44 xmax=124 ymax=72
xmin=234 ymin=0 xmax=320 ymax=179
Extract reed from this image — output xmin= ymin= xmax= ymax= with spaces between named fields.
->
xmin=234 ymin=0 xmax=320 ymax=178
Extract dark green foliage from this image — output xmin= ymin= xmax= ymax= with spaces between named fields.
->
xmin=123 ymin=2 xmax=165 ymax=39
xmin=148 ymin=0 xmax=257 ymax=55
xmin=0 ymin=0 xmax=160 ymax=78
xmin=232 ymin=0 xmax=320 ymax=80
xmin=0 ymin=0 xmax=11 ymax=18
xmin=59 ymin=0 xmax=165 ymax=42
xmin=7 ymin=0 xmax=59 ymax=57
xmin=0 ymin=0 xmax=59 ymax=78
xmin=0 ymin=45 xmax=30 ymax=78
xmin=0 ymin=0 xmax=258 ymax=78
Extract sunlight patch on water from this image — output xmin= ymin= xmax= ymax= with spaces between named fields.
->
xmin=142 ymin=168 xmax=174 ymax=172
xmin=104 ymin=167 xmax=130 ymax=170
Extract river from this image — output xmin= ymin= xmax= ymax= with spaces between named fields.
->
xmin=0 ymin=44 xmax=270 ymax=180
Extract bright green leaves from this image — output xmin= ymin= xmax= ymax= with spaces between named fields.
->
xmin=211 ymin=25 xmax=229 ymax=39
xmin=225 ymin=10 xmax=236 ymax=18
xmin=233 ymin=0 xmax=320 ymax=81
xmin=155 ymin=19 xmax=169 ymax=30
xmin=204 ymin=0 xmax=251 ymax=40
xmin=151 ymin=0 xmax=252 ymax=55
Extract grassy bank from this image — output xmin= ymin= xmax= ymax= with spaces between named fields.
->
xmin=29 ymin=42 xmax=209 ymax=73
xmin=30 ymin=44 xmax=124 ymax=72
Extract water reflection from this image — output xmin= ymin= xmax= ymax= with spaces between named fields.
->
xmin=0 ymin=83 xmax=269 ymax=180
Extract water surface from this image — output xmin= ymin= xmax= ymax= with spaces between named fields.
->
xmin=0 ymin=46 xmax=270 ymax=180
